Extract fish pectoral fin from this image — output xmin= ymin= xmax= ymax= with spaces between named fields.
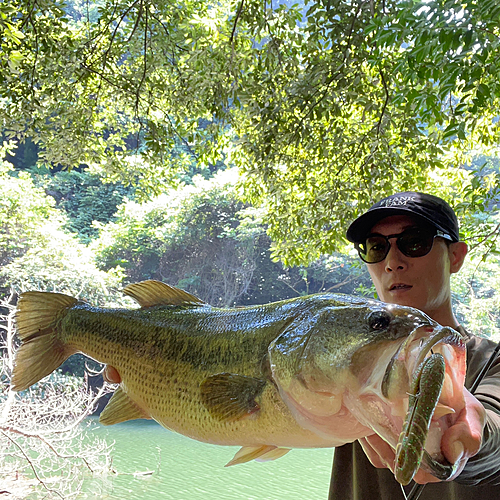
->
xmin=99 ymin=387 xmax=150 ymax=425
xmin=225 ymin=446 xmax=290 ymax=467
xmin=123 ymin=280 xmax=205 ymax=308
xmin=200 ymin=373 xmax=267 ymax=422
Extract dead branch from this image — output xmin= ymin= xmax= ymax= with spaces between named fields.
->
xmin=0 ymin=292 xmax=114 ymax=499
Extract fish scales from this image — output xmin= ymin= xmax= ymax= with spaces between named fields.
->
xmin=21 ymin=292 xmax=338 ymax=447
xmin=11 ymin=280 xmax=467 ymax=480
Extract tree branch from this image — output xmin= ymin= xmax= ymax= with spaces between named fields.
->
xmin=375 ymin=67 xmax=390 ymax=135
xmin=100 ymin=0 xmax=141 ymax=72
xmin=126 ymin=0 xmax=144 ymax=44
xmin=1 ymin=430 xmax=65 ymax=499
xmin=230 ymin=0 xmax=245 ymax=47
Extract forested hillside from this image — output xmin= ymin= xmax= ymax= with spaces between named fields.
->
xmin=1 ymin=142 xmax=370 ymax=306
xmin=1 ymin=143 xmax=500 ymax=343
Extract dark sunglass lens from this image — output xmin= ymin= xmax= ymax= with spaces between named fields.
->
xmin=362 ymin=235 xmax=390 ymax=263
xmin=398 ymin=230 xmax=433 ymax=257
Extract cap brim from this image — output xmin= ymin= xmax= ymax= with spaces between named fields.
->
xmin=346 ymin=207 xmax=437 ymax=243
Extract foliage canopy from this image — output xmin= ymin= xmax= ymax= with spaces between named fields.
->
xmin=2 ymin=0 xmax=500 ymax=263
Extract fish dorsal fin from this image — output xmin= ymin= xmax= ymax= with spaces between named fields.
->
xmin=200 ymin=373 xmax=267 ymax=422
xmin=123 ymin=280 xmax=205 ymax=308
xmin=225 ymin=445 xmax=291 ymax=467
xmin=99 ymin=387 xmax=150 ymax=425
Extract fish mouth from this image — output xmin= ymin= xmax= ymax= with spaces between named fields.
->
xmin=381 ymin=324 xmax=465 ymax=399
xmin=410 ymin=326 xmax=465 ymax=373
xmin=385 ymin=324 xmax=466 ymax=483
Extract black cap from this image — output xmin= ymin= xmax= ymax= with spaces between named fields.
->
xmin=346 ymin=192 xmax=460 ymax=243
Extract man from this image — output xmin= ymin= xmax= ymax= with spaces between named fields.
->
xmin=329 ymin=192 xmax=500 ymax=499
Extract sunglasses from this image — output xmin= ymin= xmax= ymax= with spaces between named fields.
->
xmin=355 ymin=227 xmax=453 ymax=264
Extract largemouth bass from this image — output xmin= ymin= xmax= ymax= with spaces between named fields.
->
xmin=11 ymin=280 xmax=466 ymax=484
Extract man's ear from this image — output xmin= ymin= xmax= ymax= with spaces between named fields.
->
xmin=449 ymin=241 xmax=468 ymax=274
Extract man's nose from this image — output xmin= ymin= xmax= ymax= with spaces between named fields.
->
xmin=384 ymin=241 xmax=407 ymax=272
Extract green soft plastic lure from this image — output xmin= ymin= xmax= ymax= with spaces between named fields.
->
xmin=395 ymin=353 xmax=459 ymax=485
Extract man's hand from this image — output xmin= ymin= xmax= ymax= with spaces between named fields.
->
xmin=359 ymin=388 xmax=486 ymax=484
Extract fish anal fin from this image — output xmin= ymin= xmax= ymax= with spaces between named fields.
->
xmin=200 ymin=373 xmax=267 ymax=422
xmin=123 ymin=280 xmax=205 ymax=308
xmin=255 ymin=447 xmax=291 ymax=462
xmin=225 ymin=445 xmax=290 ymax=467
xmin=99 ymin=387 xmax=150 ymax=425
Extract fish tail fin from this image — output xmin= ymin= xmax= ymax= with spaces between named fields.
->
xmin=11 ymin=291 xmax=78 ymax=392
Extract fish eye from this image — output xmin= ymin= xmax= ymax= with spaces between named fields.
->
xmin=368 ymin=310 xmax=392 ymax=331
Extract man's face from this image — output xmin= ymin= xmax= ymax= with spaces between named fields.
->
xmin=364 ymin=215 xmax=457 ymax=317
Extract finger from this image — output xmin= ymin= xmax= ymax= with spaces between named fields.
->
xmin=412 ymin=468 xmax=443 ymax=484
xmin=441 ymin=389 xmax=485 ymax=463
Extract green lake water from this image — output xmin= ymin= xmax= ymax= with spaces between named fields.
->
xmin=81 ymin=418 xmax=334 ymax=500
